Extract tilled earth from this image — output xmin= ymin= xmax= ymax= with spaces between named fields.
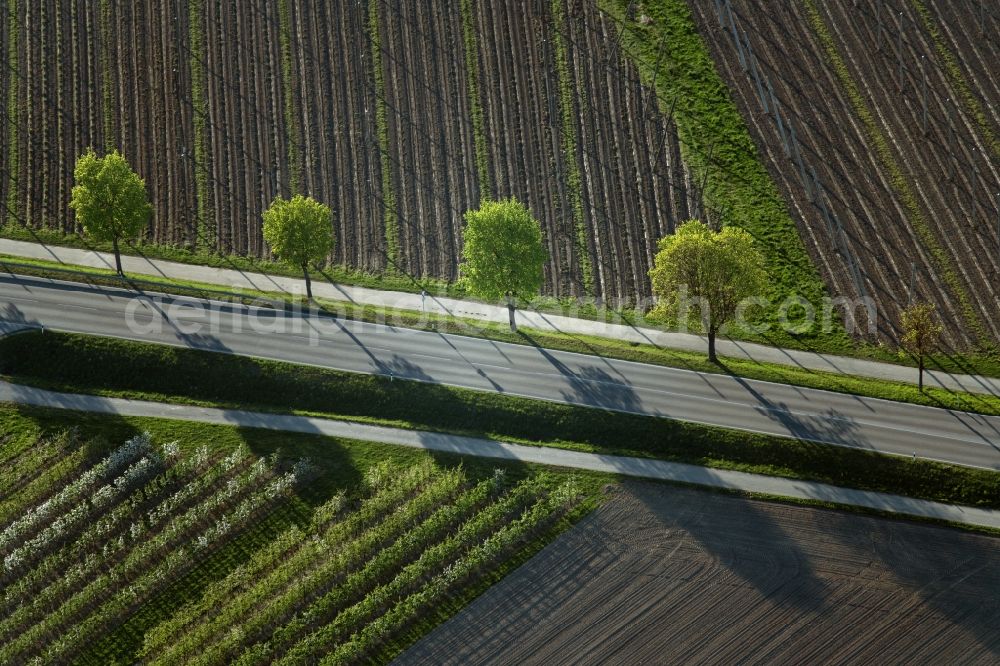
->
xmin=398 ymin=482 xmax=1000 ymax=664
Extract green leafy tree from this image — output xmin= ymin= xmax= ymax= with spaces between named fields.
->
xmin=899 ymin=302 xmax=942 ymax=391
xmin=460 ymin=197 xmax=547 ymax=331
xmin=262 ymin=194 xmax=334 ymax=299
xmin=649 ymin=220 xmax=767 ymax=363
xmin=68 ymin=149 xmax=152 ymax=276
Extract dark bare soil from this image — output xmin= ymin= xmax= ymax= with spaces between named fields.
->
xmin=399 ymin=482 xmax=1000 ymax=664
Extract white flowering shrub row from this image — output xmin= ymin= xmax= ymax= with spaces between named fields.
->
xmin=0 ymin=433 xmax=153 ymax=556
xmin=142 ymin=465 xmax=437 ymax=663
xmin=0 ymin=444 xmax=242 ymax=629
xmin=0 ymin=436 xmax=313 ymax=666
xmin=3 ymin=454 xmax=162 ymax=576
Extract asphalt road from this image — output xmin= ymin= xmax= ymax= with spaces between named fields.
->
xmin=2 ymin=274 xmax=999 ymax=470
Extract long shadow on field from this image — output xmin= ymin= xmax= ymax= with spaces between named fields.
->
xmin=640 ymin=484 xmax=829 ymax=614
xmin=819 ymin=510 xmax=1000 ymax=657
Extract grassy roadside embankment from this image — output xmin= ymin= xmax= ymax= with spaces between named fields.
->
xmin=2 ymin=331 xmax=999 ymax=510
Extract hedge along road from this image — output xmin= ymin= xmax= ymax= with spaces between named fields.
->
xmin=2 ymin=273 xmax=999 ymax=470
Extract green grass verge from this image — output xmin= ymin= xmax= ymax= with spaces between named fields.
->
xmin=368 ymin=0 xmax=400 ymax=270
xmin=3 ymin=330 xmax=1000 ymax=509
xmin=4 ymin=253 xmax=1000 ymax=406
xmin=188 ymin=0 xmax=212 ymax=250
xmin=459 ymin=0 xmax=491 ymax=199
xmin=4 ymin=0 xmax=17 ymax=229
xmin=278 ymin=0 xmax=301 ymax=195
xmin=551 ymin=0 xmax=593 ymax=295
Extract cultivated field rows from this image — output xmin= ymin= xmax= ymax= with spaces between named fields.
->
xmin=0 ymin=429 xmax=582 ymax=663
xmin=2 ymin=0 xmax=706 ymax=303
xmin=401 ymin=482 xmax=1000 ymax=663
xmin=689 ymin=0 xmax=1000 ymax=347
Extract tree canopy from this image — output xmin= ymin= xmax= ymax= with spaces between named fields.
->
xmin=648 ymin=219 xmax=767 ymax=361
xmin=899 ymin=301 xmax=942 ymax=391
xmin=68 ymin=149 xmax=152 ymax=275
xmin=460 ymin=198 xmax=547 ymax=330
xmin=262 ymin=194 xmax=334 ymax=299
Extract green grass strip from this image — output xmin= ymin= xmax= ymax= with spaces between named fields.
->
xmin=909 ymin=0 xmax=1000 ymax=160
xmin=277 ymin=0 xmax=300 ymax=195
xmin=188 ymin=0 xmax=213 ymax=251
xmin=5 ymin=0 xmax=17 ymax=228
xmin=802 ymin=0 xmax=991 ymax=347
xmin=368 ymin=0 xmax=400 ymax=270
xmin=551 ymin=0 xmax=593 ymax=295
xmin=99 ymin=0 xmax=113 ymax=152
xmin=459 ymin=0 xmax=491 ymax=200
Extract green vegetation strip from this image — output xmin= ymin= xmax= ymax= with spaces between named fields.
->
xmin=551 ymin=0 xmax=593 ymax=295
xmin=3 ymin=331 xmax=1000 ymax=509
xmin=458 ymin=0 xmax=491 ymax=199
xmin=5 ymin=0 xmax=17 ymax=228
xmin=909 ymin=0 xmax=1000 ymax=160
xmin=188 ymin=0 xmax=212 ymax=250
xmin=368 ymin=0 xmax=400 ymax=270
xmin=802 ymin=0 xmax=991 ymax=347
xmin=598 ymin=0 xmax=838 ymax=347
xmin=277 ymin=0 xmax=301 ymax=195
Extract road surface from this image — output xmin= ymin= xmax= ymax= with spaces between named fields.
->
xmin=2 ymin=273 xmax=999 ymax=470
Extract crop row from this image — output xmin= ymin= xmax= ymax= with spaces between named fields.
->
xmin=142 ymin=460 xmax=441 ymax=663
xmin=136 ymin=463 xmax=574 ymax=665
xmin=0 ymin=436 xmax=308 ymax=664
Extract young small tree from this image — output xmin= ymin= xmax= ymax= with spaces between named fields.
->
xmin=262 ymin=194 xmax=334 ymax=299
xmin=68 ymin=149 xmax=152 ymax=276
xmin=899 ymin=301 xmax=942 ymax=391
xmin=460 ymin=197 xmax=547 ymax=332
xmin=648 ymin=220 xmax=767 ymax=363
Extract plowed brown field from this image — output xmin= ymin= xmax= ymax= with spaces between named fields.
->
xmin=400 ymin=482 xmax=1000 ymax=664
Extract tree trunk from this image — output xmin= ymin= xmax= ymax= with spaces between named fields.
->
xmin=918 ymin=356 xmax=924 ymax=392
xmin=112 ymin=237 xmax=123 ymax=276
xmin=708 ymin=328 xmax=717 ymax=363
xmin=506 ymin=292 xmax=517 ymax=332
xmin=303 ymin=263 xmax=312 ymax=300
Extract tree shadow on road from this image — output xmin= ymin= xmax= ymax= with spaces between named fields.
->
xmin=530 ymin=343 xmax=644 ymax=414
xmin=0 ymin=303 xmax=40 ymax=335
xmin=725 ymin=372 xmax=869 ymax=450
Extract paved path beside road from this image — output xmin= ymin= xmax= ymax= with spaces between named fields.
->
xmin=3 ymin=238 xmax=998 ymax=396
xmin=2 ymin=379 xmax=998 ymax=529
